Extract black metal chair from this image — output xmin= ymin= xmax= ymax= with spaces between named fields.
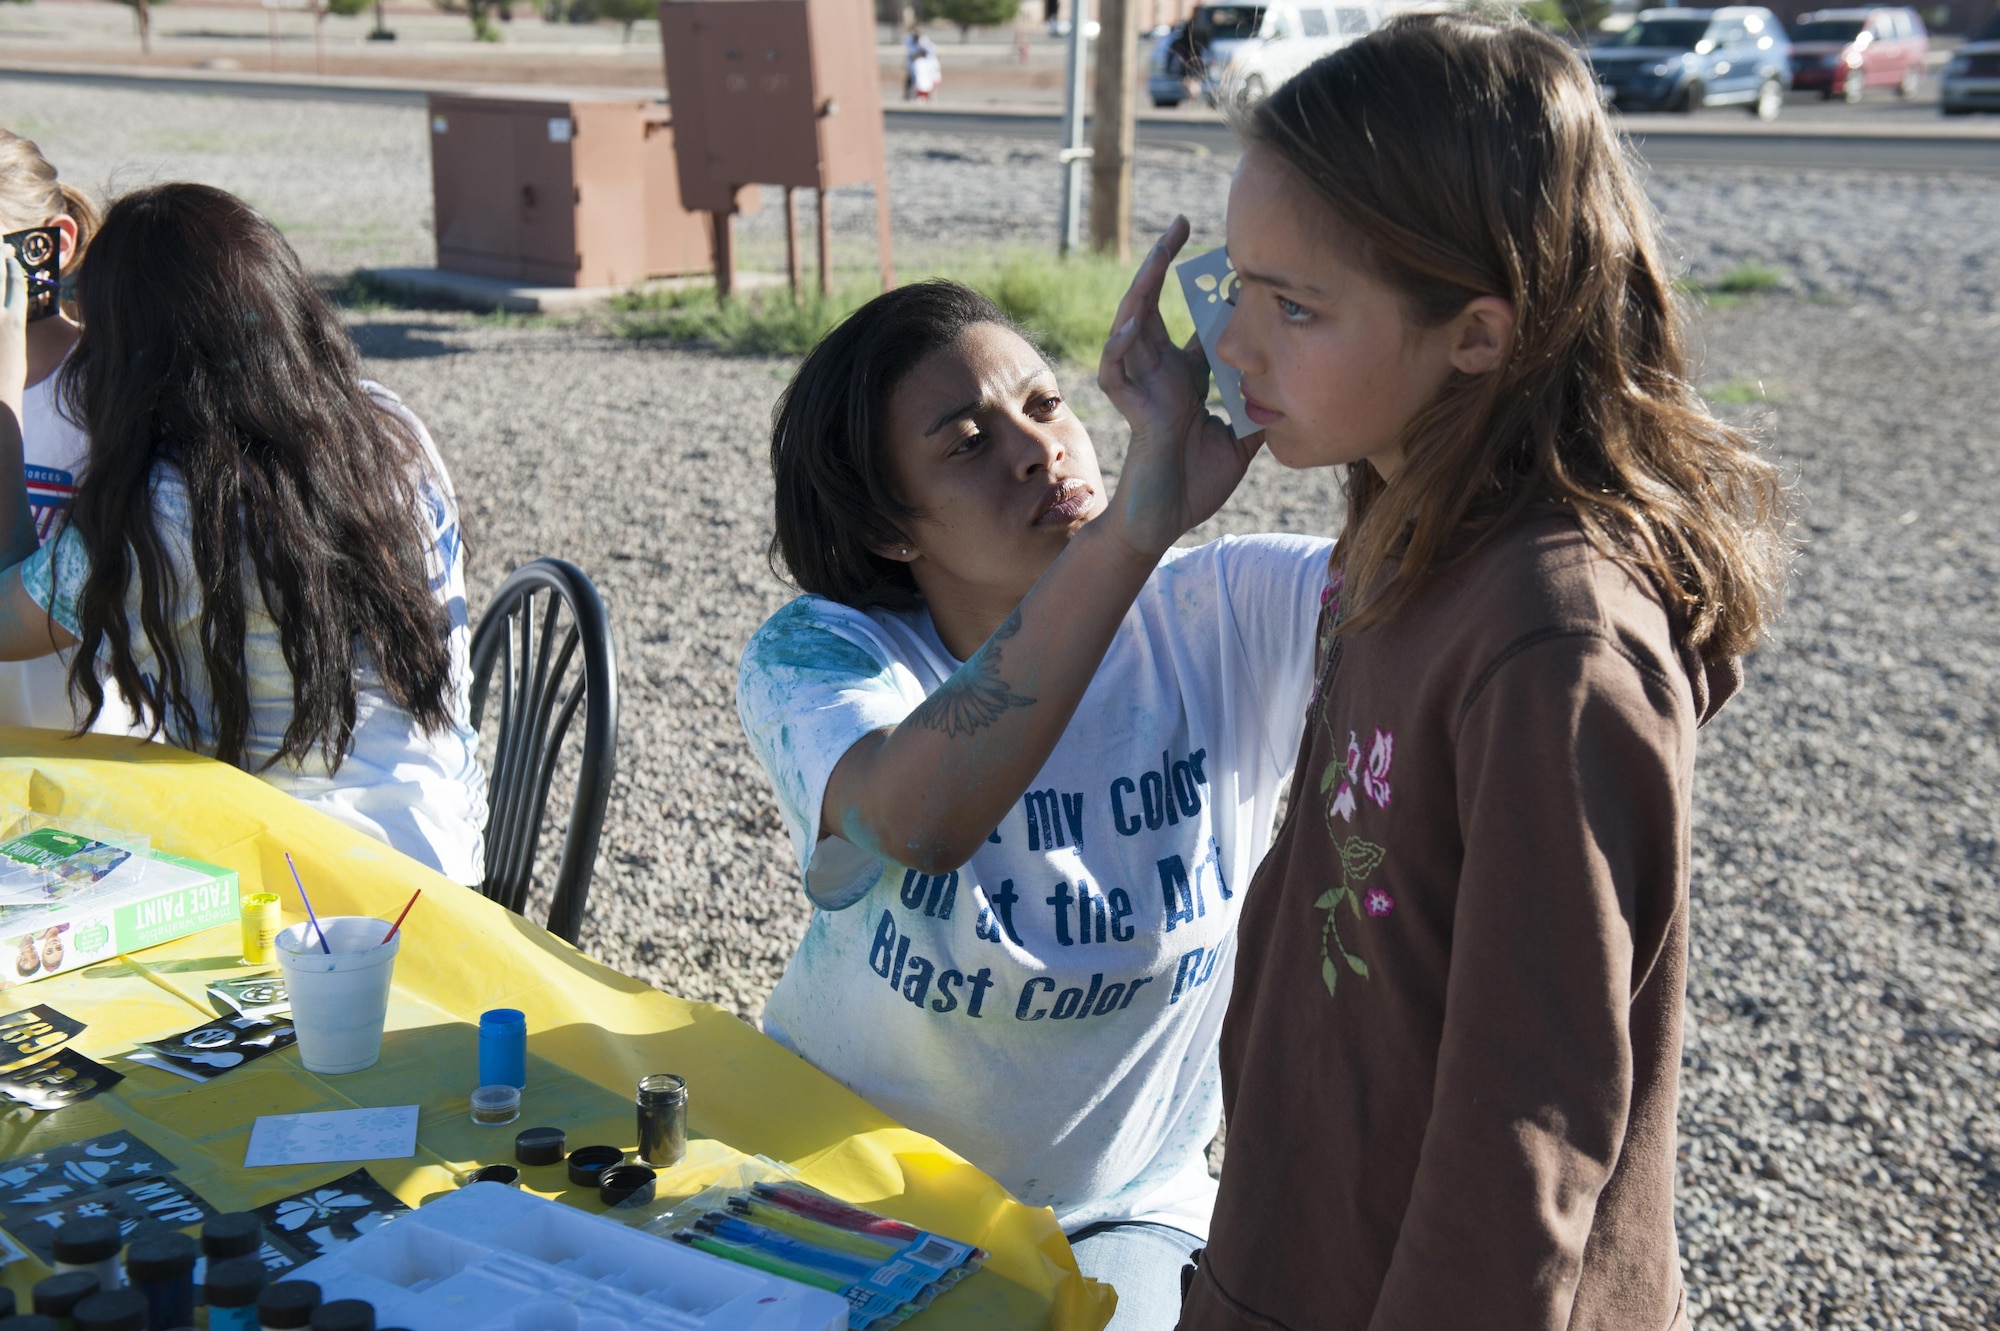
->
xmin=468 ymin=557 xmax=619 ymax=946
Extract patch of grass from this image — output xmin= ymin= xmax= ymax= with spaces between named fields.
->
xmin=1683 ymin=262 xmax=1789 ymax=307
xmin=1705 ymin=377 xmax=1779 ymax=405
xmin=330 ymin=270 xmax=406 ymax=313
xmin=608 ymin=250 xmax=1197 ymax=363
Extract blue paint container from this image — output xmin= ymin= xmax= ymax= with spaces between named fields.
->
xmin=478 ymin=1009 xmax=526 ymax=1090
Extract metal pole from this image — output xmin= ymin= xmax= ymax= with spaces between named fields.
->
xmin=1057 ymin=0 xmax=1091 ymax=257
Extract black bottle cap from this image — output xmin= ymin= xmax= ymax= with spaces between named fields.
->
xmin=72 ymin=1289 xmax=148 ymax=1331
xmin=202 ymin=1212 xmax=265 ymax=1260
xmin=565 ymin=1144 xmax=622 ymax=1187
xmin=52 ymin=1215 xmax=121 ymax=1265
xmin=307 ymin=1301 xmax=373 ymax=1331
xmin=0 ymin=1316 xmax=62 ymax=1331
xmin=255 ymin=1282 xmax=322 ymax=1331
xmin=467 ymin=1164 xmax=519 ymax=1186
xmin=514 ymin=1126 xmax=565 ymax=1166
xmin=125 ymin=1230 xmax=199 ymax=1283
xmin=31 ymin=1272 xmax=100 ymax=1318
xmin=597 ymin=1163 xmax=656 ymax=1208
xmin=205 ymin=1257 xmax=267 ymax=1308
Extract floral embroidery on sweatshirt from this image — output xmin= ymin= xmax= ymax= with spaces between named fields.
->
xmin=1313 ymin=724 xmax=1393 ymax=998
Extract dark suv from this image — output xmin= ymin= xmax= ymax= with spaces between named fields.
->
xmin=1941 ymin=11 xmax=2000 ymax=114
xmin=1589 ymin=6 xmax=1794 ymax=118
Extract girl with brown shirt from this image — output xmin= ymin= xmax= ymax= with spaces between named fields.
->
xmin=1092 ymin=14 xmax=1792 ymax=1329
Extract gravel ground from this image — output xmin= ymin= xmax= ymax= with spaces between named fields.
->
xmin=5 ymin=75 xmax=1997 ymax=1328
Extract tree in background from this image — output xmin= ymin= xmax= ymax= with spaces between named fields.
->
xmin=574 ymin=0 xmax=655 ymax=41
xmin=105 ymin=0 xmax=169 ymax=55
xmin=434 ymin=0 xmax=510 ymax=42
xmin=925 ymin=0 xmax=1020 ymax=41
xmin=1522 ymin=0 xmax=1613 ymax=38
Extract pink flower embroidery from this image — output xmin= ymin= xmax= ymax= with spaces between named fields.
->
xmin=1345 ymin=731 xmax=1362 ymax=780
xmin=1364 ymin=888 xmax=1395 ymax=917
xmin=1363 ymin=729 xmax=1393 ymax=809
xmin=1329 ymin=781 xmax=1357 ymax=822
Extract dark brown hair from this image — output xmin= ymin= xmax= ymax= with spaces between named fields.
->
xmin=55 ymin=183 xmax=453 ymax=769
xmin=1246 ymin=13 xmax=1790 ymax=661
xmin=768 ymin=280 xmax=1015 ymax=611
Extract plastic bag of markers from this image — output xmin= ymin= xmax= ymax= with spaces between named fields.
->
xmin=646 ymin=1158 xmax=985 ymax=1329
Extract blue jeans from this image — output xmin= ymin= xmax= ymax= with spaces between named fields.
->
xmin=1069 ymin=1222 xmax=1202 ymax=1331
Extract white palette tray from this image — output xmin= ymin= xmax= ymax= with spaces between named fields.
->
xmin=290 ymin=1182 xmax=849 ymax=1331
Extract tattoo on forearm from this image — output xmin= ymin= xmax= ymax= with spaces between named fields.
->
xmin=910 ymin=606 xmax=1038 ymax=737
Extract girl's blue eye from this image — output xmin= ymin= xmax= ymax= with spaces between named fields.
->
xmin=1278 ymin=296 xmax=1309 ymax=321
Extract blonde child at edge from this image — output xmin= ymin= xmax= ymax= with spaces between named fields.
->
xmin=1092 ymin=15 xmax=1791 ymax=1328
xmin=0 ymin=129 xmax=133 ymax=733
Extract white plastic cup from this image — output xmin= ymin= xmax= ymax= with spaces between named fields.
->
xmin=275 ymin=916 xmax=401 ymax=1074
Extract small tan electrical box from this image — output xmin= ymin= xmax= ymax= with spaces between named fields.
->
xmin=427 ymin=94 xmax=753 ymax=289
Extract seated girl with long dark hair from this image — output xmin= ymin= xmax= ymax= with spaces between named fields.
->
xmin=736 ymin=276 xmax=1326 ymax=1327
xmin=0 ymin=184 xmax=487 ymax=885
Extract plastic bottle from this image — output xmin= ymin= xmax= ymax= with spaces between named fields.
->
xmin=52 ymin=1217 xmax=124 ymax=1291
xmin=125 ymin=1232 xmax=197 ymax=1331
xmin=203 ymin=1259 xmax=266 ymax=1331
xmin=253 ymin=1283 xmax=319 ymax=1331
xmin=305 ymin=1303 xmax=372 ymax=1331
xmin=477 ymin=1010 xmax=526 ymax=1090
xmin=31 ymin=1273 xmax=100 ymax=1330
xmin=200 ymin=1215 xmax=264 ymax=1262
xmin=0 ymin=1316 xmax=62 ymax=1331
xmin=71 ymin=1289 xmax=147 ymax=1331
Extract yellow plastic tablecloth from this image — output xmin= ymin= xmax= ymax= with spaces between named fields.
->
xmin=0 ymin=730 xmax=1115 ymax=1330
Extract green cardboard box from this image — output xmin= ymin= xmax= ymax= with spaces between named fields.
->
xmin=0 ymin=847 xmax=238 ymax=987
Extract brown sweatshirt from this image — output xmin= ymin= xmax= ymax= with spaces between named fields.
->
xmin=1181 ymin=513 xmax=1738 ymax=1331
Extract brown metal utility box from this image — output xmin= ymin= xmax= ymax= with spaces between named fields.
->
xmin=427 ymin=94 xmax=720 ymax=289
xmin=659 ymin=0 xmax=893 ymax=293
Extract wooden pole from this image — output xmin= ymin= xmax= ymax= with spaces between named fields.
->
xmin=1089 ymin=0 xmax=1138 ymax=262
xmin=784 ymin=187 xmax=801 ymax=307
xmin=269 ymin=10 xmax=280 ymax=70
xmin=710 ymin=210 xmax=735 ymax=302
xmin=314 ymin=0 xmax=326 ymax=75
xmin=816 ymin=187 xmax=832 ymax=300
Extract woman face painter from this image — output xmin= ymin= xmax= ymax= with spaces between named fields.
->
xmin=736 ymin=278 xmax=1326 ymax=1324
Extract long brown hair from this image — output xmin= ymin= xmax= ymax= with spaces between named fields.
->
xmin=0 ymin=128 xmax=101 ymax=273
xmin=1246 ymin=13 xmax=1790 ymax=662
xmin=56 ymin=183 xmax=453 ymax=770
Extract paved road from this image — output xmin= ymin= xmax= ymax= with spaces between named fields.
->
xmin=6 ymin=64 xmax=1999 ymax=173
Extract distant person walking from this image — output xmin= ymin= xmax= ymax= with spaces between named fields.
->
xmin=905 ymin=26 xmax=941 ymax=101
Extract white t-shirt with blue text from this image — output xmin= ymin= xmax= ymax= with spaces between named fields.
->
xmin=738 ymin=533 xmax=1331 ymax=1237
xmin=18 ymin=383 xmax=488 ymax=885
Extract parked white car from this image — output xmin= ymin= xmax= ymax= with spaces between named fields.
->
xmin=1148 ymin=2 xmax=1386 ymax=108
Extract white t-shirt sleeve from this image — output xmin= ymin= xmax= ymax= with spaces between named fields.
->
xmin=737 ymin=597 xmax=927 ymax=909
xmin=1204 ymin=532 xmax=1334 ymax=777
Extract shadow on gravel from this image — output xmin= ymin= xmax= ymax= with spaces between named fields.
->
xmin=348 ymin=323 xmax=466 ymax=360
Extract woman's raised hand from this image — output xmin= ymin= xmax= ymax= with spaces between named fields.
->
xmin=1096 ymin=217 xmax=1262 ymax=558
xmin=0 ymin=246 xmax=27 ymax=425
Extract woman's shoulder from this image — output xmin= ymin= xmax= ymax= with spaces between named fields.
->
xmin=740 ymin=594 xmax=924 ymax=684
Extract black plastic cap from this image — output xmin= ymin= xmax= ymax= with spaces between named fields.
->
xmin=467 ymin=1165 xmax=519 ymax=1186
xmin=307 ymin=1301 xmax=374 ymax=1331
xmin=201 ymin=1212 xmax=265 ymax=1260
xmin=513 ymin=1126 xmax=565 ymax=1166
xmin=204 ymin=1257 xmax=267 ymax=1308
xmin=0 ymin=1315 xmax=62 ymax=1331
xmin=125 ymin=1231 xmax=199 ymax=1283
xmin=72 ymin=1289 xmax=148 ymax=1331
xmin=597 ymin=1163 xmax=656 ymax=1208
xmin=565 ymin=1144 xmax=622 ymax=1187
xmin=51 ymin=1215 xmax=121 ymax=1265
xmin=31 ymin=1272 xmax=100 ymax=1317
xmin=255 ymin=1282 xmax=322 ymax=1330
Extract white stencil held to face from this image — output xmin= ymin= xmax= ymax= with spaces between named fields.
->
xmin=1175 ymin=247 xmax=1257 ymax=439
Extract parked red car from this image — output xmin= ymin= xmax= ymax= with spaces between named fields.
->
xmin=1788 ymin=7 xmax=1930 ymax=100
